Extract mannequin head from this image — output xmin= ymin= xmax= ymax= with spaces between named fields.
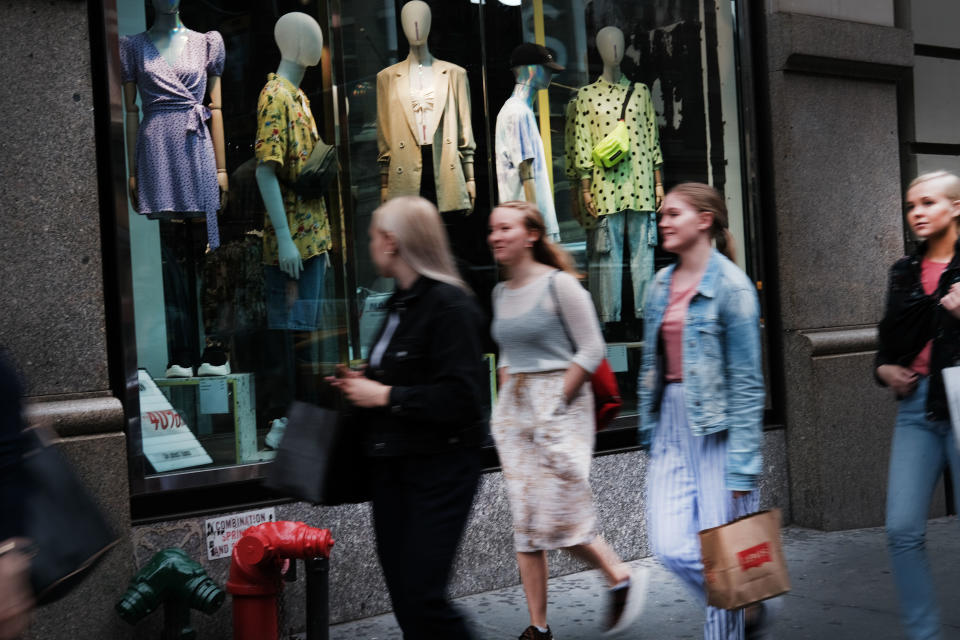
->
xmin=151 ymin=0 xmax=180 ymax=15
xmin=512 ymin=64 xmax=553 ymax=90
xmin=401 ymin=1 xmax=432 ymax=46
xmin=596 ymin=26 xmax=624 ymax=66
xmin=275 ymin=12 xmax=324 ymax=67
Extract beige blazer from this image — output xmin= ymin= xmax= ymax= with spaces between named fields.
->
xmin=376 ymin=58 xmax=476 ymax=212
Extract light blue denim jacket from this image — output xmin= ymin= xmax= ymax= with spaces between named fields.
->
xmin=637 ymin=250 xmax=764 ymax=490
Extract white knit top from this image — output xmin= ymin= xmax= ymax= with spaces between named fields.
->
xmin=492 ymin=270 xmax=606 ymax=374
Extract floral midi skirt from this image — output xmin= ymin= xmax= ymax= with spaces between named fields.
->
xmin=491 ymin=370 xmax=599 ymax=552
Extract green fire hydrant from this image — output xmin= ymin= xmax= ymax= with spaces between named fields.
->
xmin=116 ymin=548 xmax=225 ymax=640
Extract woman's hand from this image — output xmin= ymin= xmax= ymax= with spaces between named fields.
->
xmin=876 ymin=364 xmax=918 ymax=397
xmin=328 ymin=376 xmax=391 ymax=408
xmin=941 ymin=283 xmax=960 ymax=320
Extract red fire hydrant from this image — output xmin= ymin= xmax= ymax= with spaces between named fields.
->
xmin=226 ymin=521 xmax=334 ymax=640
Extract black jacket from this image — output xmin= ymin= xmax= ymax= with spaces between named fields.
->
xmin=0 ymin=351 xmax=25 ymax=539
xmin=875 ymin=239 xmax=960 ymax=421
xmin=359 ymin=277 xmax=488 ymax=456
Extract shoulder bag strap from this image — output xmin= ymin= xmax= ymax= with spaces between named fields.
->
xmin=548 ymin=270 xmax=577 ymax=352
xmin=618 ymin=83 xmax=637 ymax=122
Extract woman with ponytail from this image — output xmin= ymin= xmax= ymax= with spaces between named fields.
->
xmin=638 ymin=183 xmax=767 ymax=640
xmin=488 ymin=201 xmax=645 ymax=639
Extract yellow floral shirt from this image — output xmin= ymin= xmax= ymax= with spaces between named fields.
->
xmin=255 ymin=74 xmax=331 ymax=265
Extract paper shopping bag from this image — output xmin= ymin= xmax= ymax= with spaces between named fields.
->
xmin=699 ymin=509 xmax=790 ymax=610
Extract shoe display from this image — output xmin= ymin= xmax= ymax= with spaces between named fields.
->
xmin=197 ymin=344 xmax=230 ymax=377
xmin=165 ymin=352 xmax=194 ymax=378
xmin=604 ymin=566 xmax=649 ymax=634
xmin=518 ymin=625 xmax=553 ymax=640
xmin=264 ymin=417 xmax=288 ymax=450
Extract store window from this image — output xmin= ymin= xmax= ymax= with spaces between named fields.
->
xmin=109 ymin=0 xmax=755 ymax=496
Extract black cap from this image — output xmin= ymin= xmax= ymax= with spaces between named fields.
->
xmin=509 ymin=43 xmax=564 ymax=71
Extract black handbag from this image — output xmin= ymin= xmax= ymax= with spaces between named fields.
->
xmin=293 ymin=137 xmax=340 ymax=199
xmin=22 ymin=426 xmax=119 ymax=605
xmin=264 ymin=401 xmax=370 ymax=506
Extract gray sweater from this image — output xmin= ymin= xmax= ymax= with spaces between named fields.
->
xmin=492 ymin=270 xmax=606 ymax=374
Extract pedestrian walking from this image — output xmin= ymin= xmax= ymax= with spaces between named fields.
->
xmin=488 ymin=200 xmax=645 ymax=640
xmin=328 ymin=196 xmax=487 ymax=639
xmin=638 ymin=183 xmax=767 ymax=640
xmin=0 ymin=351 xmax=32 ymax=640
xmin=875 ymin=170 xmax=960 ymax=640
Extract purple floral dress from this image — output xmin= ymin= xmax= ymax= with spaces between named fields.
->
xmin=120 ymin=29 xmax=225 ymax=248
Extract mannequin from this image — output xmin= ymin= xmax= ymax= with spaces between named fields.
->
xmin=376 ymin=1 xmax=476 ymax=213
xmin=495 ymin=43 xmax=563 ymax=241
xmin=120 ymin=0 xmax=228 ymax=377
xmin=254 ymin=12 xmax=332 ymax=432
xmin=571 ymin=26 xmax=664 ymax=323
xmin=121 ymin=0 xmax=227 ymax=247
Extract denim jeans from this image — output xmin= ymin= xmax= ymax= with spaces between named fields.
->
xmin=264 ymin=253 xmax=327 ymax=330
xmin=587 ymin=209 xmax=656 ymax=322
xmin=885 ymin=376 xmax=960 ymax=640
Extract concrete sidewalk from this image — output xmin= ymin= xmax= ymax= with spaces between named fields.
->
xmin=329 ymin=518 xmax=959 ymax=639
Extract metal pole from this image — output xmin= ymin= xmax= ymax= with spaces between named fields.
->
xmin=304 ymin=556 xmax=330 ymax=640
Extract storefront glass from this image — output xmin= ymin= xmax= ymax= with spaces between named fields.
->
xmin=110 ymin=0 xmax=754 ymax=494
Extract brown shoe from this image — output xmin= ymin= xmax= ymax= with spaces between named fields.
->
xmin=518 ymin=625 xmax=554 ymax=640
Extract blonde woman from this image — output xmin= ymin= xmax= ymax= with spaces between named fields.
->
xmin=875 ymin=171 xmax=960 ymax=640
xmin=330 ymin=196 xmax=486 ymax=639
xmin=488 ymin=201 xmax=645 ymax=640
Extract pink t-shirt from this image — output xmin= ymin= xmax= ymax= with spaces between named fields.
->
xmin=909 ymin=257 xmax=948 ymax=376
xmin=661 ymin=277 xmax=702 ymax=382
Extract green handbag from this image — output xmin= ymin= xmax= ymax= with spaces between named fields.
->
xmin=591 ymin=83 xmax=637 ymax=169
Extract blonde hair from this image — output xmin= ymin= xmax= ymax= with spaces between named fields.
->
xmin=372 ymin=196 xmax=469 ymax=292
xmin=908 ymin=171 xmax=960 ymax=201
xmin=667 ymin=182 xmax=736 ymax=262
xmin=494 ymin=200 xmax=578 ymax=275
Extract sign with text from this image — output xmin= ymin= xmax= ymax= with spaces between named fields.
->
xmin=198 ymin=377 xmax=229 ymax=414
xmin=138 ymin=369 xmax=212 ymax=472
xmin=205 ymin=507 xmax=277 ymax=560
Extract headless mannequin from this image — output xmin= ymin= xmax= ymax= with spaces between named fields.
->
xmin=379 ymin=1 xmax=475 ymax=211
xmin=123 ymin=0 xmax=227 ymax=211
xmin=254 ymin=13 xmax=324 ymax=280
xmin=510 ymin=64 xmax=553 ymax=204
xmin=581 ymin=26 xmax=662 ymax=217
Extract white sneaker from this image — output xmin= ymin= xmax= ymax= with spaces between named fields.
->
xmin=197 ymin=360 xmax=231 ymax=376
xmin=605 ymin=565 xmax=649 ymax=634
xmin=164 ymin=363 xmax=194 ymax=378
xmin=264 ymin=417 xmax=288 ymax=450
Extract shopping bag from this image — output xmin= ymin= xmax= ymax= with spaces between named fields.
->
xmin=22 ymin=426 xmax=120 ymax=605
xmin=698 ymin=509 xmax=790 ymax=610
xmin=940 ymin=366 xmax=960 ymax=450
xmin=264 ymin=401 xmax=370 ymax=506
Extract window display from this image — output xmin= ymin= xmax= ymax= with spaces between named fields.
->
xmin=110 ymin=0 xmax=755 ymax=492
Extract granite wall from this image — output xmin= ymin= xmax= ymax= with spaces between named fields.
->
xmin=758 ymin=10 xmax=916 ymax=529
xmin=122 ymin=430 xmax=788 ymax=636
xmin=0 ymin=2 xmax=135 ymax=639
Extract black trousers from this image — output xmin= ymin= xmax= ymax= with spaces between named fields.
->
xmin=371 ymin=446 xmax=481 ymax=639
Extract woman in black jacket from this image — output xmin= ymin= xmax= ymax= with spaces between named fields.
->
xmin=329 ymin=196 xmax=486 ymax=639
xmin=875 ymin=171 xmax=960 ymax=640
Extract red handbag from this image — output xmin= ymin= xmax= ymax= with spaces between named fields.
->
xmin=591 ymin=358 xmax=622 ymax=431
xmin=549 ymin=272 xmax=623 ymax=431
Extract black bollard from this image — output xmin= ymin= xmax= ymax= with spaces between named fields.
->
xmin=304 ymin=556 xmax=330 ymax=640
